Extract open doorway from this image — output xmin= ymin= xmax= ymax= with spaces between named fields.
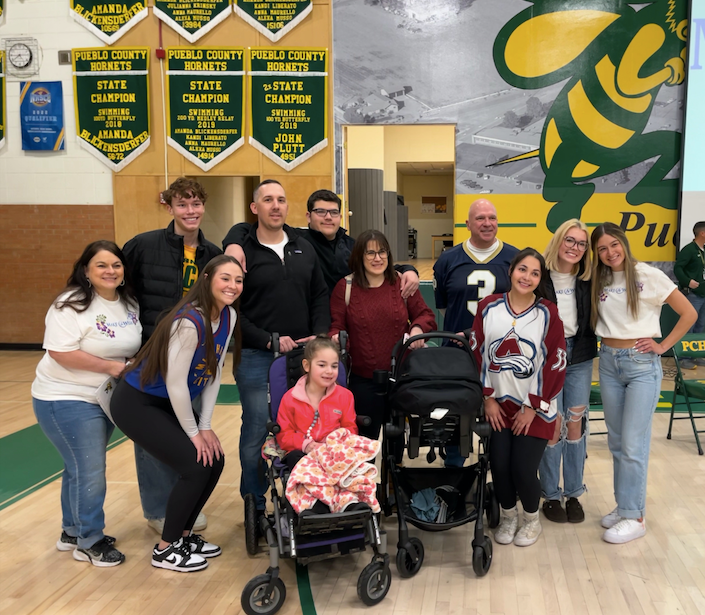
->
xmin=195 ymin=176 xmax=258 ymax=247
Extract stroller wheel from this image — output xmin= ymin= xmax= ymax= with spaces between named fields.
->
xmin=395 ymin=537 xmax=424 ymax=578
xmin=244 ymin=493 xmax=259 ymax=556
xmin=357 ymin=561 xmax=392 ymax=606
xmin=472 ymin=540 xmax=493 ymax=577
xmin=486 ymin=483 xmax=500 ymax=529
xmin=241 ymin=574 xmax=286 ymax=615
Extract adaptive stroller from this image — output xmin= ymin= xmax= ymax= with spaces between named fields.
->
xmin=377 ymin=332 xmax=499 ymax=578
xmin=241 ymin=333 xmax=391 ymax=615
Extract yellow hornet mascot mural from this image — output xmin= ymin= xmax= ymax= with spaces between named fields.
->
xmin=493 ymin=0 xmax=688 ymax=232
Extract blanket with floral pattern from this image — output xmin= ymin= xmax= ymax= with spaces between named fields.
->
xmin=285 ymin=428 xmax=381 ymax=513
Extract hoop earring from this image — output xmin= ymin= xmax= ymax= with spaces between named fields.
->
xmin=87 ymin=279 xmax=92 ymax=288
xmin=119 ymin=279 xmax=125 ymax=286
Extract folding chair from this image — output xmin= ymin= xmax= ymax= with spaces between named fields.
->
xmin=667 ymin=333 xmax=705 ymax=455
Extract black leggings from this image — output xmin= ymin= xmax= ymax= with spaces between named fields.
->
xmin=348 ymin=373 xmax=385 ymax=440
xmin=489 ymin=428 xmax=547 ymax=514
xmin=111 ymin=381 xmax=225 ymax=543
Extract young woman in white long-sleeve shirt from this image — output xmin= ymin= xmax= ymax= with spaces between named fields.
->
xmin=111 ymin=255 xmax=243 ymax=572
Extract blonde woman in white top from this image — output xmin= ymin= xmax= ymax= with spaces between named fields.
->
xmin=590 ymin=223 xmax=695 ymax=544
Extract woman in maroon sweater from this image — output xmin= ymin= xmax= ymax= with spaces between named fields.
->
xmin=330 ymin=229 xmax=436 ymax=438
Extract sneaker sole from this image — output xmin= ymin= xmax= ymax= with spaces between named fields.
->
xmin=72 ymin=549 xmax=124 ymax=567
xmin=196 ymin=548 xmax=221 ymax=558
xmin=151 ymin=558 xmax=209 ymax=572
xmin=493 ymin=533 xmax=516 ymax=545
xmin=514 ymin=529 xmax=542 ymax=547
xmin=56 ymin=540 xmax=76 ymax=552
xmin=602 ymin=527 xmax=646 ymax=544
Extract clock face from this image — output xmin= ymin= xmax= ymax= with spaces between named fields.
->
xmin=9 ymin=43 xmax=33 ymax=69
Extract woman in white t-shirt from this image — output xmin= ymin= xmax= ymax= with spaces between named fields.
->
xmin=32 ymin=241 xmax=142 ymax=567
xmin=539 ymin=219 xmax=597 ymax=525
xmin=590 ymin=223 xmax=696 ymax=544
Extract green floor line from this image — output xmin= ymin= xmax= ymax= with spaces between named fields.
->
xmin=296 ymin=563 xmax=318 ymax=615
xmin=0 ymin=424 xmax=126 ymax=512
xmin=216 ymin=384 xmax=240 ymax=404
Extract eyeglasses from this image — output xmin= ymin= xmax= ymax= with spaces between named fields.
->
xmin=311 ymin=208 xmax=341 ymax=218
xmin=364 ymin=249 xmax=389 ymax=260
xmin=563 ymin=236 xmax=588 ymax=252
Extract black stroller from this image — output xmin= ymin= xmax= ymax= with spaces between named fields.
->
xmin=241 ymin=333 xmax=391 ymax=615
xmin=377 ymin=332 xmax=499 ymax=578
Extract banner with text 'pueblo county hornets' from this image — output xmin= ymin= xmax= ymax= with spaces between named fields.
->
xmin=154 ymin=0 xmax=232 ymax=43
xmin=166 ymin=48 xmax=245 ymax=171
xmin=72 ymin=48 xmax=150 ymax=171
xmin=70 ymin=1 xmax=148 ymax=45
xmin=0 ymin=1 xmax=4 ymax=27
xmin=248 ymin=48 xmax=327 ymax=171
xmin=0 ymin=52 xmax=5 ymax=150
xmin=234 ymin=0 xmax=311 ymax=42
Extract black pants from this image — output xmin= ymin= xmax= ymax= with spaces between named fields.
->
xmin=489 ymin=428 xmax=547 ymax=514
xmin=111 ymin=381 xmax=225 ymax=543
xmin=348 ymin=373 xmax=385 ymax=440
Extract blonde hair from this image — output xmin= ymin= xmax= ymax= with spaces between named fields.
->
xmin=589 ymin=223 xmax=640 ymax=330
xmin=544 ymin=219 xmax=591 ymax=281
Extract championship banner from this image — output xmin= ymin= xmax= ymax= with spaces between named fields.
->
xmin=70 ymin=1 xmax=148 ymax=45
xmin=234 ymin=0 xmax=311 ymax=42
xmin=20 ymin=81 xmax=65 ymax=151
xmin=72 ymin=48 xmax=150 ymax=171
xmin=248 ymin=48 xmax=327 ymax=171
xmin=0 ymin=0 xmax=4 ymax=27
xmin=0 ymin=53 xmax=5 ymax=151
xmin=154 ymin=0 xmax=232 ymax=43
xmin=166 ymin=48 xmax=245 ymax=171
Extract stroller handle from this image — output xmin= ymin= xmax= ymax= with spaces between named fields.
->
xmin=391 ymin=331 xmax=473 ymax=364
xmin=271 ymin=331 xmax=350 ymax=360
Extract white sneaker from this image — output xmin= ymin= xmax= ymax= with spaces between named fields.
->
xmin=494 ymin=506 xmax=519 ymax=545
xmin=152 ymin=538 xmax=208 ymax=572
xmin=602 ymin=518 xmax=646 ymax=544
xmin=148 ymin=512 xmax=207 ymax=535
xmin=601 ymin=507 xmax=620 ymax=529
xmin=514 ymin=513 xmax=542 ymax=547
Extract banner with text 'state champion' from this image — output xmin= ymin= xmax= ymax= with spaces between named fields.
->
xmin=72 ymin=48 xmax=150 ymax=171
xmin=0 ymin=1 xmax=4 ymax=27
xmin=154 ymin=0 xmax=232 ymax=43
xmin=70 ymin=1 xmax=148 ymax=45
xmin=234 ymin=0 xmax=311 ymax=42
xmin=20 ymin=81 xmax=65 ymax=150
xmin=166 ymin=48 xmax=245 ymax=171
xmin=249 ymin=48 xmax=327 ymax=171
xmin=0 ymin=52 xmax=5 ymax=151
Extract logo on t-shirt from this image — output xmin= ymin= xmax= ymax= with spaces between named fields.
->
xmin=487 ymin=328 xmax=535 ymax=378
xmin=183 ymin=246 xmax=198 ymax=296
xmin=95 ymin=315 xmax=116 ymax=338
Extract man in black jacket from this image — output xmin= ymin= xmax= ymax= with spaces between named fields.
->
xmin=123 ymin=177 xmax=221 ymax=533
xmin=223 ymin=180 xmax=330 ymax=511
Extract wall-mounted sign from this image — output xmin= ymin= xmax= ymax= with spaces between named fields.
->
xmin=166 ymin=48 xmax=245 ymax=171
xmin=248 ymin=47 xmax=327 ymax=171
xmin=234 ymin=0 xmax=312 ymax=42
xmin=72 ymin=47 xmax=150 ymax=171
xmin=20 ymin=81 xmax=65 ymax=150
xmin=154 ymin=0 xmax=232 ymax=43
xmin=0 ymin=0 xmax=4 ymax=27
xmin=70 ymin=1 xmax=148 ymax=45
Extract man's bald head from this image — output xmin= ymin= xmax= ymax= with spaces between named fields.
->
xmin=466 ymin=199 xmax=499 ymax=249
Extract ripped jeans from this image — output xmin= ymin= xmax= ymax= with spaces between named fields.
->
xmin=538 ymin=338 xmax=592 ymax=501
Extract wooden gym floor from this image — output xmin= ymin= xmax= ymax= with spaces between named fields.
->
xmin=1 ymin=344 xmax=704 ymax=614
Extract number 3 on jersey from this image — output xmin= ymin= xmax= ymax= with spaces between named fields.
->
xmin=466 ymin=270 xmax=496 ymax=316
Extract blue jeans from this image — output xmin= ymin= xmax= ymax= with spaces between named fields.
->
xmin=236 ymin=348 xmax=272 ymax=509
xmin=32 ymin=398 xmax=114 ymax=549
xmin=686 ymin=292 xmax=705 ymax=333
xmin=539 ymin=338 xmax=592 ymax=500
xmin=135 ymin=394 xmax=201 ymax=519
xmin=598 ymin=346 xmax=662 ymax=519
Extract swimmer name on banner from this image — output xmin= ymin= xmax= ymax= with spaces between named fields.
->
xmin=234 ymin=0 xmax=311 ymax=42
xmin=0 ymin=52 xmax=5 ymax=151
xmin=70 ymin=0 xmax=148 ymax=45
xmin=166 ymin=47 xmax=245 ymax=171
xmin=248 ymin=47 xmax=327 ymax=171
xmin=154 ymin=0 xmax=232 ymax=44
xmin=72 ymin=47 xmax=150 ymax=171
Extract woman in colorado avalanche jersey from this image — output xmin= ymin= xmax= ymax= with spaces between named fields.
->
xmin=470 ymin=248 xmax=566 ymax=548
xmin=112 ymin=255 xmax=243 ymax=572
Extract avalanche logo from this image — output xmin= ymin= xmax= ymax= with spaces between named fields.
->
xmin=30 ymin=88 xmax=51 ymax=107
xmin=487 ymin=328 xmax=535 ymax=379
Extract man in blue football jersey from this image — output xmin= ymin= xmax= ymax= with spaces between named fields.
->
xmin=433 ymin=198 xmax=519 ymax=466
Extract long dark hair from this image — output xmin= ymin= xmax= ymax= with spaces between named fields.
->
xmin=590 ymin=222 xmax=639 ymax=329
xmin=348 ymin=229 xmax=397 ymax=288
xmin=509 ymin=248 xmax=552 ymax=302
xmin=127 ymin=255 xmax=244 ymax=388
xmin=55 ymin=240 xmax=136 ymax=312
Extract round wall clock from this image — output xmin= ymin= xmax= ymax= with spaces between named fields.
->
xmin=9 ymin=43 xmax=33 ymax=69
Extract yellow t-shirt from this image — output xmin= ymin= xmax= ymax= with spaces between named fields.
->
xmin=183 ymin=245 xmax=198 ymax=296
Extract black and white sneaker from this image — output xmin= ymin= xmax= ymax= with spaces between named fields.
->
xmin=72 ymin=537 xmax=125 ymax=567
xmin=184 ymin=533 xmax=221 ymax=558
xmin=56 ymin=531 xmax=116 ymax=552
xmin=152 ymin=538 xmax=208 ymax=572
